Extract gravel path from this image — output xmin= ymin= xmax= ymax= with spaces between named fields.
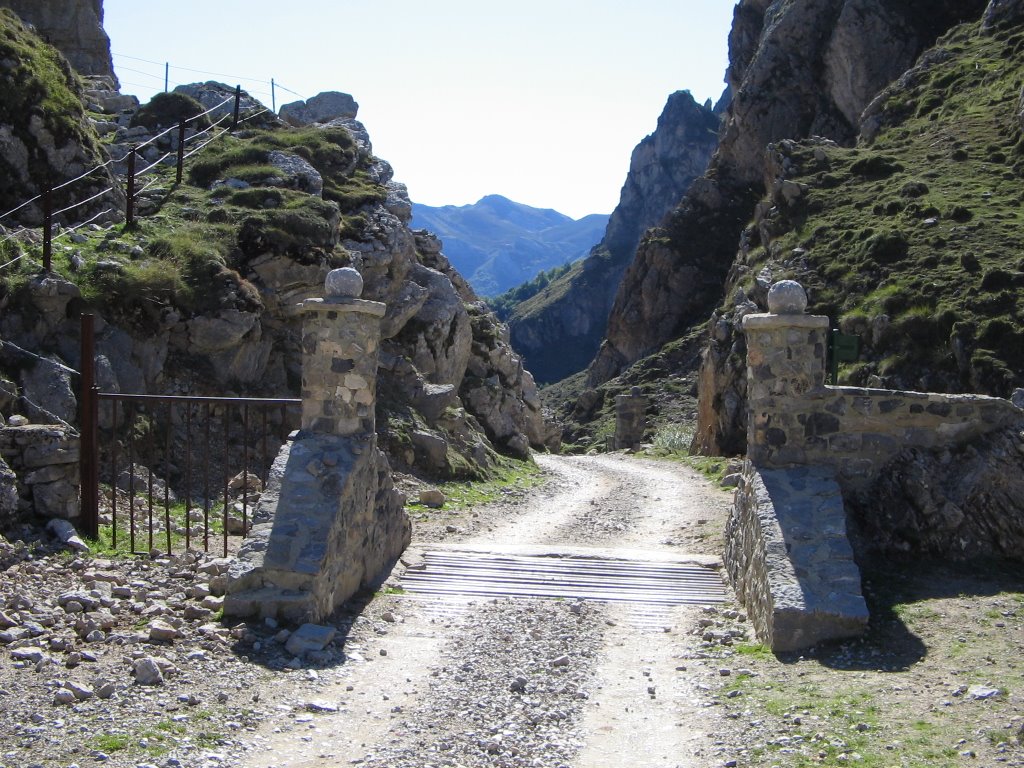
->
xmin=0 ymin=453 xmax=744 ymax=768
xmin=244 ymin=453 xmax=738 ymax=768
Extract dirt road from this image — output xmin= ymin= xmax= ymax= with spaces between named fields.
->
xmin=243 ymin=453 xmax=737 ymax=768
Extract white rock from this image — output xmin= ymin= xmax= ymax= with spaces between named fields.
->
xmin=148 ymin=620 xmax=179 ymax=642
xmin=285 ymin=624 xmax=336 ymax=657
xmin=132 ymin=657 xmax=164 ymax=685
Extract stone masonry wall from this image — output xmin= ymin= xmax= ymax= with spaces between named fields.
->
xmin=727 ymin=461 xmax=868 ymax=652
xmin=300 ymin=298 xmax=384 ymax=437
xmin=224 ymin=433 xmax=408 ymax=623
xmin=743 ymin=304 xmax=1023 ymax=493
xmin=0 ymin=424 xmax=80 ymax=523
xmin=224 ymin=269 xmax=411 ymax=624
xmin=726 ymin=280 xmax=1024 ymax=651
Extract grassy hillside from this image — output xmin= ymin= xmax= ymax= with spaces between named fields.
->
xmin=735 ymin=19 xmax=1024 ymax=395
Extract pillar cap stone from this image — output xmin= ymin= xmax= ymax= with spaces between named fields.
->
xmin=325 ymin=267 xmax=363 ymax=299
xmin=767 ymin=280 xmax=808 ymax=314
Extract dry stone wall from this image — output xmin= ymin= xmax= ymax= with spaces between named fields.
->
xmin=0 ymin=423 xmax=79 ymax=522
xmin=742 ymin=295 xmax=1023 ymax=492
xmin=726 ymin=280 xmax=1024 ymax=651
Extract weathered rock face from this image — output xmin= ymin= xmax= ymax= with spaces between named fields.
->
xmin=590 ymin=0 xmax=989 ymax=388
xmin=280 ymin=92 xmax=360 ymax=127
xmin=0 ymin=10 xmax=121 ymax=226
xmin=982 ymin=0 xmax=1024 ymax=31
xmin=851 ymin=424 xmax=1024 ymax=559
xmin=508 ymin=91 xmax=720 ymax=384
xmin=0 ymin=0 xmax=116 ymax=83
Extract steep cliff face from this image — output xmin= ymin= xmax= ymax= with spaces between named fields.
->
xmin=507 ymin=91 xmax=720 ymax=384
xmin=0 ymin=0 xmax=116 ymax=84
xmin=693 ymin=0 xmax=1024 ymax=455
xmin=588 ymin=0 xmax=989 ymax=387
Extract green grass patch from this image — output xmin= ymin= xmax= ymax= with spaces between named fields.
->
xmin=728 ymin=19 xmax=1024 ymax=396
xmin=434 ymin=459 xmax=543 ymax=511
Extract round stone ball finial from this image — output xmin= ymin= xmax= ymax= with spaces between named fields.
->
xmin=324 ymin=267 xmax=363 ymax=299
xmin=767 ymin=280 xmax=808 ymax=315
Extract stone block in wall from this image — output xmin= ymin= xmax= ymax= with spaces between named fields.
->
xmin=726 ymin=461 xmax=868 ymax=652
xmin=224 ymin=432 xmax=410 ymax=624
xmin=0 ymin=424 xmax=80 ymax=523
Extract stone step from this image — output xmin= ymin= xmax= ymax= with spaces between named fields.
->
xmin=223 ymin=586 xmax=312 ymax=625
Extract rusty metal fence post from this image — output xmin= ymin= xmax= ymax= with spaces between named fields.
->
xmin=176 ymin=119 xmax=186 ymax=184
xmin=79 ymin=314 xmax=99 ymax=539
xmin=42 ymin=187 xmax=52 ymax=272
xmin=125 ymin=146 xmax=137 ymax=226
xmin=231 ymin=85 xmax=241 ymax=131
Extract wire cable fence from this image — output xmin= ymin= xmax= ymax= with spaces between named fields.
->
xmin=111 ymin=52 xmax=307 ymax=113
xmin=0 ymin=85 xmax=277 ymax=274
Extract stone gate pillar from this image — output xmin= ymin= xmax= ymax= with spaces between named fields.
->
xmin=299 ymin=268 xmax=385 ymax=437
xmin=742 ymin=280 xmax=829 ymax=466
xmin=225 ymin=267 xmax=410 ymax=624
xmin=614 ymin=386 xmax=647 ymax=450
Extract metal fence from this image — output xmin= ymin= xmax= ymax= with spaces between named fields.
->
xmin=79 ymin=314 xmax=300 ymax=555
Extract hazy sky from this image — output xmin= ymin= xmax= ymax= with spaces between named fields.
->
xmin=103 ymin=2 xmax=735 ymax=219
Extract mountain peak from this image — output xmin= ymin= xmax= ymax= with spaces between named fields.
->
xmin=411 ymin=196 xmax=608 ymax=297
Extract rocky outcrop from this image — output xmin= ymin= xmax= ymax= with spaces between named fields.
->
xmin=0 ymin=10 xmax=121 ymax=226
xmin=0 ymin=67 xmax=546 ymax=491
xmin=590 ymin=0 xmax=989 ymax=389
xmin=0 ymin=0 xmax=116 ymax=83
xmin=851 ymin=425 xmax=1024 ymax=558
xmin=982 ymin=0 xmax=1024 ymax=30
xmin=507 ymin=91 xmax=720 ymax=384
xmin=280 ymin=91 xmax=359 ymax=127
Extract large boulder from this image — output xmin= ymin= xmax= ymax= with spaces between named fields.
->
xmin=280 ymin=91 xmax=359 ymax=126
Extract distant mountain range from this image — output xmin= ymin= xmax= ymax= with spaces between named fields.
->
xmin=411 ymin=195 xmax=609 ymax=297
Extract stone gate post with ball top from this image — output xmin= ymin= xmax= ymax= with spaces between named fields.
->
xmin=299 ymin=266 xmax=385 ymax=437
xmin=224 ymin=268 xmax=410 ymax=624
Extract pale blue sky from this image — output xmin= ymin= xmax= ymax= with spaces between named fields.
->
xmin=103 ymin=2 xmax=734 ymax=218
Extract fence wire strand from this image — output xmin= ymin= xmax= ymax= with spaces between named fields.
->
xmin=52 ymin=186 xmax=115 ymax=218
xmin=1 ymin=82 xmax=266 ymax=272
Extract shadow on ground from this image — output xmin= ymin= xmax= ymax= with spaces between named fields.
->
xmin=226 ymin=574 xmax=395 ymax=671
xmin=776 ymin=556 xmax=1024 ymax=672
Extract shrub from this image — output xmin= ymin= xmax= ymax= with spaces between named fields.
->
xmin=132 ymin=92 xmax=210 ymax=131
xmin=858 ymin=230 xmax=909 ymax=264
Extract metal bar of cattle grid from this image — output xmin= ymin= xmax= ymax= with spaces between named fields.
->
xmin=400 ymin=551 xmax=726 ymax=607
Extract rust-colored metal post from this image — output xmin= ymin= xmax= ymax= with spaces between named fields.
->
xmin=42 ymin=187 xmax=52 ymax=272
xmin=79 ymin=314 xmax=99 ymax=539
xmin=231 ymin=85 xmax=241 ymax=131
xmin=176 ymin=120 xmax=186 ymax=184
xmin=125 ymin=147 xmax=137 ymax=226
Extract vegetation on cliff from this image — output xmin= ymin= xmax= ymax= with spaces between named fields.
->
xmin=736 ymin=19 xmax=1024 ymax=395
xmin=0 ymin=9 xmax=109 ymax=217
xmin=0 ymin=15 xmax=545 ymax=485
